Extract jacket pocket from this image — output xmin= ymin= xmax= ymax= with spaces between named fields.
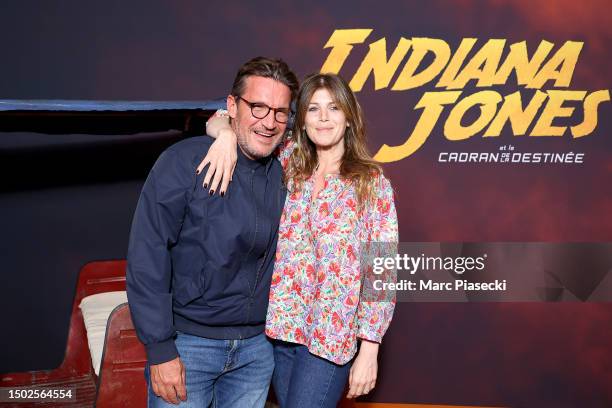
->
xmin=174 ymin=272 xmax=204 ymax=306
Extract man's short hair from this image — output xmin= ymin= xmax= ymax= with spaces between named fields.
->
xmin=231 ymin=56 xmax=299 ymax=102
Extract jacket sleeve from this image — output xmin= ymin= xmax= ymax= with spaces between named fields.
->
xmin=126 ymin=148 xmax=195 ymax=365
xmin=356 ymin=174 xmax=398 ymax=343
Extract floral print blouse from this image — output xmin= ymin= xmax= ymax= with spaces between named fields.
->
xmin=265 ymin=138 xmax=398 ymax=365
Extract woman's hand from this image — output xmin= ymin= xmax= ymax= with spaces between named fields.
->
xmin=346 ymin=340 xmax=379 ymax=399
xmin=197 ymin=115 xmax=237 ymax=195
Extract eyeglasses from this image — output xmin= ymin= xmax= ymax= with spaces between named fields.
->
xmin=236 ymin=96 xmax=291 ymax=124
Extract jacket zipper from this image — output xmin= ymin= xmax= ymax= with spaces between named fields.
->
xmin=244 ymin=169 xmax=259 ymax=324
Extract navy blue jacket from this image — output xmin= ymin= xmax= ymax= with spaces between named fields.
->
xmin=126 ymin=136 xmax=286 ymax=365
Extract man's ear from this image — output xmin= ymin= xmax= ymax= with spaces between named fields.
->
xmin=227 ymin=95 xmax=237 ymax=119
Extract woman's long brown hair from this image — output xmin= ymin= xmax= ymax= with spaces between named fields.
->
xmin=285 ymin=73 xmax=382 ymax=208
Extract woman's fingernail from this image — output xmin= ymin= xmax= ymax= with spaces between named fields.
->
xmin=220 ymin=191 xmax=225 ymax=197
xmin=203 ymin=183 xmax=208 ymax=189
xmin=209 ymin=189 xmax=215 ymax=195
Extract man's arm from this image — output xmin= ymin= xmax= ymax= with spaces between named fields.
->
xmin=126 ymin=147 xmax=194 ymax=403
xmin=127 ymin=147 xmax=193 ymax=363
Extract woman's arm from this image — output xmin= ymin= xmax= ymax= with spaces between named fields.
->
xmin=204 ymin=110 xmax=231 ymax=139
xmin=346 ymin=340 xmax=379 ymax=398
xmin=198 ymin=109 xmax=297 ymax=193
xmin=347 ymin=175 xmax=399 ymax=399
xmin=196 ymin=110 xmax=237 ymax=195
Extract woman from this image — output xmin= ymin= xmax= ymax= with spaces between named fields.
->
xmin=202 ymin=73 xmax=397 ymax=407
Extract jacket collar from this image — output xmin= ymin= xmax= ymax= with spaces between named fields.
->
xmin=236 ymin=145 xmax=273 ymax=175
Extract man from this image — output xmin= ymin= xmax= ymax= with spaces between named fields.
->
xmin=127 ymin=57 xmax=298 ymax=407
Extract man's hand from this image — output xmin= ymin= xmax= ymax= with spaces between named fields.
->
xmin=346 ymin=340 xmax=379 ymax=399
xmin=150 ymin=357 xmax=187 ymax=405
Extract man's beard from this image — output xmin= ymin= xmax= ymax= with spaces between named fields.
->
xmin=234 ymin=119 xmax=282 ymax=160
xmin=237 ymin=133 xmax=269 ymax=160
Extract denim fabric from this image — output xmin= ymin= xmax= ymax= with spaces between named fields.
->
xmin=145 ymin=332 xmax=274 ymax=407
xmin=271 ymin=341 xmax=351 ymax=408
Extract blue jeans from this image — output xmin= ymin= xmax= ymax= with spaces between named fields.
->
xmin=271 ymin=341 xmax=352 ymax=408
xmin=145 ymin=332 xmax=274 ymax=407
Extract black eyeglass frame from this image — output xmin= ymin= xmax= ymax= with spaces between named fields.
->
xmin=235 ymin=96 xmax=292 ymax=124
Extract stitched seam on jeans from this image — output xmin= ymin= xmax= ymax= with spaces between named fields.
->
xmin=223 ymin=340 xmax=238 ymax=372
xmin=318 ymin=364 xmax=336 ymax=407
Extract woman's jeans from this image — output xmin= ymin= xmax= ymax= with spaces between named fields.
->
xmin=272 ymin=340 xmax=352 ymax=408
xmin=145 ymin=332 xmax=274 ymax=407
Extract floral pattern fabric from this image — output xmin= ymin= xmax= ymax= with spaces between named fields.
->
xmin=265 ymin=139 xmax=398 ymax=365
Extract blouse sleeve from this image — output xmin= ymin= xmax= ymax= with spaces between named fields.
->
xmin=275 ymin=134 xmax=296 ymax=171
xmin=356 ymin=174 xmax=398 ymax=343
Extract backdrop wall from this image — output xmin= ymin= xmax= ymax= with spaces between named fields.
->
xmin=1 ymin=1 xmax=611 ymax=406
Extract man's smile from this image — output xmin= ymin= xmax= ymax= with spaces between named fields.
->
xmin=253 ymin=129 xmax=276 ymax=139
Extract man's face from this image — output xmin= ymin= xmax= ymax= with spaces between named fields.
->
xmin=227 ymin=76 xmax=291 ymax=160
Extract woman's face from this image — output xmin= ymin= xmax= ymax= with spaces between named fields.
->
xmin=304 ymin=88 xmax=347 ymax=150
